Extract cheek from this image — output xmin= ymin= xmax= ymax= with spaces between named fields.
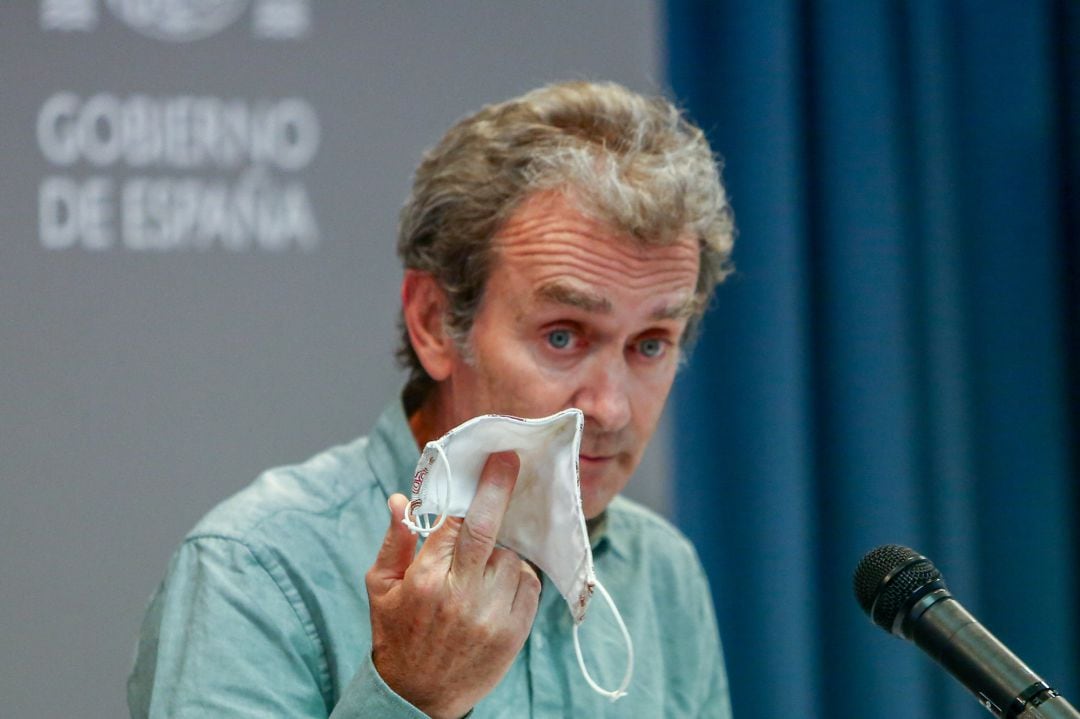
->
xmin=632 ymin=368 xmax=677 ymax=426
xmin=478 ymin=327 xmax=569 ymax=383
xmin=470 ymin=341 xmax=554 ymax=411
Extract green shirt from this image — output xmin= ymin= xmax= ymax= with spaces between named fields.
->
xmin=128 ymin=398 xmax=732 ymax=718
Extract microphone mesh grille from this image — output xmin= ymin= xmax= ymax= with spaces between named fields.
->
xmin=853 ymin=544 xmax=944 ymax=630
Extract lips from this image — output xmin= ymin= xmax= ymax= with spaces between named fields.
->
xmin=579 ymin=432 xmax=631 ymax=467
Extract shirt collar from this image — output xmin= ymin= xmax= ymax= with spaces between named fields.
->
xmin=589 ymin=496 xmax=636 ymax=560
xmin=365 ymin=394 xmax=421 ymax=500
xmin=587 ymin=511 xmax=614 ymax=556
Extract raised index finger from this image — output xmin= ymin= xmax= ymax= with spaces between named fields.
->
xmin=450 ymin=450 xmax=520 ymax=578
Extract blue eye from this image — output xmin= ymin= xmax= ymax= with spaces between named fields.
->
xmin=547 ymin=329 xmax=572 ymax=349
xmin=638 ymin=338 xmax=665 ymax=358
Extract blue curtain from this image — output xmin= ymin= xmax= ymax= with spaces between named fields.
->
xmin=667 ymin=2 xmax=1079 ymax=718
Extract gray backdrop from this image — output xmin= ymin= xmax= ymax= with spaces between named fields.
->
xmin=0 ymin=2 xmax=669 ymax=716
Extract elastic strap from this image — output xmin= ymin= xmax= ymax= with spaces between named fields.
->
xmin=401 ymin=443 xmax=453 ymax=536
xmin=572 ymin=579 xmax=634 ymax=701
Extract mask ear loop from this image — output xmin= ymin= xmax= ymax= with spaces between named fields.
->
xmin=572 ymin=579 xmax=634 ymax=701
xmin=402 ymin=443 xmax=453 ymax=537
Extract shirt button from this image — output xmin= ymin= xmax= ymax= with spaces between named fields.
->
xmin=533 ymin=634 xmax=545 ymax=650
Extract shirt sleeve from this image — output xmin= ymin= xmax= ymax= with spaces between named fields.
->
xmin=128 ymin=536 xmax=427 ymax=718
xmin=330 ymin=652 xmax=430 ymax=718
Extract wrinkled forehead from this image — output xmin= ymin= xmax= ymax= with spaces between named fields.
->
xmin=491 ymin=189 xmax=699 ymax=261
xmin=486 ymin=191 xmax=701 ymax=317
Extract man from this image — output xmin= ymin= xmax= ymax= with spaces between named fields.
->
xmin=129 ymin=81 xmax=735 ymax=718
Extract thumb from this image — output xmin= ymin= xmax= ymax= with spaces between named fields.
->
xmin=367 ymin=493 xmax=418 ymax=593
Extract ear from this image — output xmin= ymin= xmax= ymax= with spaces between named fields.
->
xmin=401 ymin=270 xmax=457 ymax=382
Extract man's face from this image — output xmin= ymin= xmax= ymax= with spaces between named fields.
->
xmin=437 ymin=191 xmax=700 ymax=519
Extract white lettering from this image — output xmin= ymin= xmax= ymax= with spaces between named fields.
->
xmin=37 ymin=92 xmax=321 ymax=171
xmin=163 ymin=96 xmax=194 ymax=168
xmin=120 ymin=95 xmax=161 ymax=167
xmin=39 ymin=176 xmax=78 ymax=249
xmin=120 ymin=174 xmax=319 ymax=252
xmin=37 ymin=92 xmax=81 ymax=166
xmin=218 ymin=99 xmax=250 ymax=167
xmin=79 ymin=94 xmax=122 ymax=166
xmin=39 ymin=176 xmax=115 ymax=250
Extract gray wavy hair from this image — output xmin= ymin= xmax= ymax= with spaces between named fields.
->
xmin=396 ymin=80 xmax=734 ymax=412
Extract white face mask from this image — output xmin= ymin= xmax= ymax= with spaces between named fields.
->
xmin=402 ymin=408 xmax=634 ymax=701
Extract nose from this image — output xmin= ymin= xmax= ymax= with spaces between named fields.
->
xmin=573 ymin=354 xmax=632 ymax=433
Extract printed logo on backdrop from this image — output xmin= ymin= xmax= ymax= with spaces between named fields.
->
xmin=36 ymin=0 xmax=321 ymax=253
xmin=105 ymin=0 xmax=249 ymax=41
xmin=40 ymin=0 xmax=310 ymax=39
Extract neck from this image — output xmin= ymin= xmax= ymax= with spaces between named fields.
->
xmin=407 ymin=390 xmax=449 ymax=449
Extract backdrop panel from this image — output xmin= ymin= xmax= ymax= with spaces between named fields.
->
xmin=0 ymin=4 xmax=665 ymax=717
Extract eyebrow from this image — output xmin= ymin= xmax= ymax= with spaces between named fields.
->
xmin=534 ymin=280 xmax=701 ymax=320
xmin=535 ymin=282 xmax=612 ymax=313
xmin=651 ymin=294 xmax=702 ymax=321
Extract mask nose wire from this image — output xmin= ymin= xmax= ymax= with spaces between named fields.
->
xmin=402 ymin=442 xmax=453 ymax=536
xmin=572 ymin=579 xmax=634 ymax=701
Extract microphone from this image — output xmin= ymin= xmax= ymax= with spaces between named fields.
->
xmin=853 ymin=544 xmax=1080 ymax=719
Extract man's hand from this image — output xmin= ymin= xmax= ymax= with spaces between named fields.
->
xmin=365 ymin=451 xmax=541 ymax=719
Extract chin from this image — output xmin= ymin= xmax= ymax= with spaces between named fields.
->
xmin=581 ymin=499 xmax=607 ymax=521
xmin=578 ymin=474 xmax=625 ymax=519
xmin=583 ymin=459 xmax=635 ymax=515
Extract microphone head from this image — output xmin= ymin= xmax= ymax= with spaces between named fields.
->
xmin=853 ymin=544 xmax=947 ymax=634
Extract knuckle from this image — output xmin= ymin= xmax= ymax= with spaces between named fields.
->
xmin=463 ymin=518 xmax=499 ymax=547
xmin=409 ymin=570 xmax=443 ymax=600
xmin=479 ymin=619 xmax=517 ymax=650
xmin=471 ymin=617 xmax=494 ymax=642
xmin=521 ymin=568 xmax=541 ymax=593
xmin=431 ymin=515 xmax=463 ymax=539
xmin=492 ymin=622 xmax=524 ymax=651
